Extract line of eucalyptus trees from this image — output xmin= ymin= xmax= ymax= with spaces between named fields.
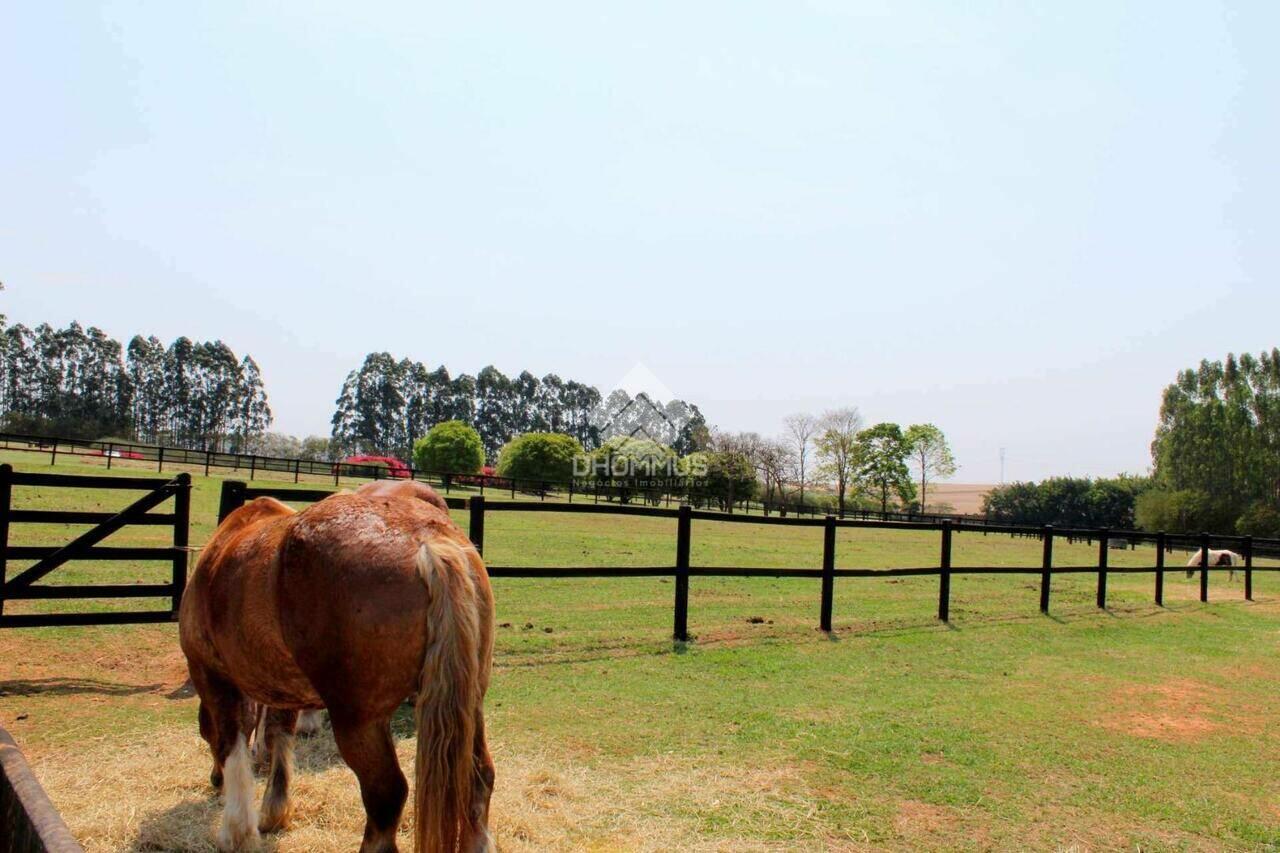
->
xmin=329 ymin=353 xmax=708 ymax=461
xmin=0 ymin=318 xmax=272 ymax=449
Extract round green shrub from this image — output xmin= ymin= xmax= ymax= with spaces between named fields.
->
xmin=413 ymin=420 xmax=484 ymax=474
xmin=496 ymin=432 xmax=584 ymax=484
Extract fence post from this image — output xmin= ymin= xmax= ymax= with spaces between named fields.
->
xmin=204 ymin=450 xmax=212 ymax=477
xmin=938 ymin=520 xmax=952 ymax=622
xmin=294 ymin=459 xmax=300 ymax=484
xmin=1244 ymin=535 xmax=1253 ymax=601
xmin=217 ymin=480 xmax=248 ymax=525
xmin=334 ymin=464 xmax=340 ymax=487
xmin=1155 ymin=531 xmax=1165 ymax=606
xmin=157 ymin=446 xmax=164 ymax=472
xmin=106 ymin=442 xmax=114 ymax=470
xmin=0 ymin=464 xmax=11 ymax=621
xmin=172 ymin=473 xmax=192 ymax=615
xmin=1096 ymin=529 xmax=1108 ymax=608
xmin=1039 ymin=525 xmax=1053 ymax=613
xmin=249 ymin=455 xmax=256 ymax=481
xmin=469 ymin=495 xmax=486 ymax=556
xmin=820 ymin=514 xmax=836 ymax=632
xmin=50 ymin=439 xmax=57 ymax=466
xmin=674 ymin=504 xmax=691 ymax=641
xmin=1199 ymin=532 xmax=1210 ymax=603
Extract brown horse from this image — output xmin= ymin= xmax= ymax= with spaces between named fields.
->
xmin=179 ymin=481 xmax=495 ymax=852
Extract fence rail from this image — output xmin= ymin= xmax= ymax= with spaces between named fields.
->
xmin=217 ymin=482 xmax=1279 ymax=643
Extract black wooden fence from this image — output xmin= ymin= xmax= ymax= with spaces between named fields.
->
xmin=216 ymin=482 xmax=1279 ymax=642
xmin=0 ymin=464 xmax=192 ymax=628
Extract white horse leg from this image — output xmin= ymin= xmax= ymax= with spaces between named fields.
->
xmin=217 ymin=732 xmax=260 ymax=851
xmin=250 ymin=704 xmax=268 ymax=768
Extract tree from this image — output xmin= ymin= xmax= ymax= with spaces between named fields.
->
xmin=1237 ymin=501 xmax=1280 ymax=537
xmin=754 ymin=437 xmax=795 ymax=515
xmin=474 ymin=366 xmax=517 ymax=460
xmin=588 ymin=435 xmax=678 ymax=505
xmin=496 ymin=432 xmax=584 ymax=485
xmin=1151 ymin=350 xmax=1280 ymax=532
xmin=1134 ymin=488 xmax=1213 ymax=534
xmin=904 ymin=424 xmax=957 ymax=513
xmin=299 ymin=435 xmax=335 ymax=461
xmin=249 ymin=432 xmax=303 ymax=458
xmin=814 ymin=407 xmax=864 ymax=517
xmin=413 ymin=420 xmax=485 ymax=474
xmin=702 ymin=448 xmax=757 ymax=512
xmin=855 ymin=422 xmax=915 ymax=514
xmin=0 ymin=320 xmax=270 ymax=446
xmin=987 ymin=475 xmax=1153 ymax=529
xmin=126 ymin=335 xmax=166 ymax=443
xmin=783 ymin=413 xmax=818 ymax=506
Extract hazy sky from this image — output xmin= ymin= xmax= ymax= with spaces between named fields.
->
xmin=3 ymin=2 xmax=1277 ymax=482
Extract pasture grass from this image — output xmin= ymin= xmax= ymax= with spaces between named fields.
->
xmin=2 ymin=451 xmax=1280 ymax=850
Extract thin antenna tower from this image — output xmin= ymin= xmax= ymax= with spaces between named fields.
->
xmin=999 ymin=447 xmax=1006 ymax=484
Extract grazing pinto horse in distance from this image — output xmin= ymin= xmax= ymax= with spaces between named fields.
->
xmin=179 ymin=480 xmax=495 ymax=852
xmin=1185 ymin=548 xmax=1244 ymax=581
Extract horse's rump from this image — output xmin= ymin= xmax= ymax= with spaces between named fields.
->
xmin=355 ymin=478 xmax=451 ymax=512
xmin=180 ymin=497 xmax=322 ymax=709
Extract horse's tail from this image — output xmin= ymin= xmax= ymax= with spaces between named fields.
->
xmin=413 ymin=537 xmax=482 ymax=853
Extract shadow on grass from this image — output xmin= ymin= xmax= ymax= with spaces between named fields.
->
xmin=129 ymin=790 xmax=274 ymax=852
xmin=0 ymin=677 xmax=163 ymax=698
xmin=492 ymin=598 xmax=1230 ymax=670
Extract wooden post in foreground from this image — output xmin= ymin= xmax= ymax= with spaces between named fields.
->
xmin=1154 ymin=531 xmax=1165 ymax=606
xmin=674 ymin=504 xmax=691 ymax=641
xmin=1039 ymin=525 xmax=1053 ymax=613
xmin=469 ymin=495 xmax=486 ymax=556
xmin=217 ymin=480 xmax=247 ymax=525
xmin=1244 ymin=536 xmax=1253 ymax=601
xmin=1096 ymin=530 xmax=1108 ymax=609
xmin=938 ymin=521 xmax=952 ymax=622
xmin=820 ymin=515 xmax=836 ymax=631
xmin=172 ymin=473 xmax=192 ymax=614
xmin=1199 ymin=533 xmax=1210 ymax=603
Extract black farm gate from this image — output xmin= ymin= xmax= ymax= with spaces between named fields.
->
xmin=0 ymin=464 xmax=192 ymax=628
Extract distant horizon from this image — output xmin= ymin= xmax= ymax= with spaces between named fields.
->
xmin=5 ymin=2 xmax=1277 ymax=483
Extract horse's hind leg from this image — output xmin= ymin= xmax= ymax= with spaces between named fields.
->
xmin=199 ymin=700 xmax=224 ymax=789
xmin=259 ymin=708 xmax=299 ymax=834
xmin=330 ymin=714 xmax=407 ymax=853
xmin=466 ymin=712 xmax=497 ymax=853
xmin=190 ymin=665 xmax=260 ymax=851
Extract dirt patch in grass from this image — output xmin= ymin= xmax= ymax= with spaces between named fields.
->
xmin=893 ymin=799 xmax=960 ymax=835
xmin=1098 ymin=678 xmax=1253 ymax=743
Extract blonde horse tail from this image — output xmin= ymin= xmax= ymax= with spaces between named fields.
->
xmin=413 ymin=537 xmax=482 ymax=853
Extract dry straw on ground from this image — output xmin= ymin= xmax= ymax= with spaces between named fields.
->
xmin=32 ymin=721 xmax=863 ymax=852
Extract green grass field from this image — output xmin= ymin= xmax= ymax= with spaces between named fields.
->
xmin=3 ymin=449 xmax=1279 ymax=851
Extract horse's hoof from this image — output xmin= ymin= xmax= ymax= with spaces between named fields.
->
xmin=259 ymin=801 xmax=293 ymax=834
xmin=215 ymin=822 xmax=260 ymax=852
